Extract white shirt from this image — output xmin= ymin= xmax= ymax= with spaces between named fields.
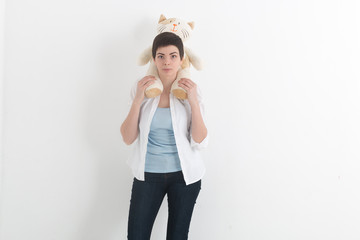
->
xmin=126 ymin=80 xmax=209 ymax=185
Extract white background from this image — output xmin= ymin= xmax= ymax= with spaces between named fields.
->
xmin=1 ymin=0 xmax=360 ymax=239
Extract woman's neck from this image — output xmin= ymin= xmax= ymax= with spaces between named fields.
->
xmin=159 ymin=73 xmax=177 ymax=93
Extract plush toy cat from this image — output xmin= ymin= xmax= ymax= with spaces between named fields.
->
xmin=138 ymin=14 xmax=203 ymax=100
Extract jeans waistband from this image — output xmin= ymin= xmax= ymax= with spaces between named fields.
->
xmin=144 ymin=170 xmax=184 ymax=183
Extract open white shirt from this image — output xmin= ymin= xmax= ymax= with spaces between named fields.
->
xmin=126 ymin=80 xmax=209 ymax=185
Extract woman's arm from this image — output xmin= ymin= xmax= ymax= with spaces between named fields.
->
xmin=120 ymin=76 xmax=155 ymax=145
xmin=189 ymin=102 xmax=208 ymax=143
xmin=178 ymin=78 xmax=208 ymax=143
xmin=120 ymin=101 xmax=142 ymax=145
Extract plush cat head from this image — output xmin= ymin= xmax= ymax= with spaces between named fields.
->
xmin=157 ymin=14 xmax=194 ymax=42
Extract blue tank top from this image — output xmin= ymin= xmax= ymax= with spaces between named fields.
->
xmin=145 ymin=107 xmax=182 ymax=173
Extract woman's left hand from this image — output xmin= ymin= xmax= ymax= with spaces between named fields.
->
xmin=178 ymin=78 xmax=199 ymax=107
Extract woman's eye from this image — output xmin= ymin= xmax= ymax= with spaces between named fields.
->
xmin=158 ymin=56 xmax=163 ymax=59
xmin=171 ymin=55 xmax=177 ymax=58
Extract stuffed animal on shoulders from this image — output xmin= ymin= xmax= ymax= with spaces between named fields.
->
xmin=138 ymin=14 xmax=203 ymax=100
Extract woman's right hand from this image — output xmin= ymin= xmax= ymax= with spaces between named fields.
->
xmin=133 ymin=76 xmax=156 ymax=104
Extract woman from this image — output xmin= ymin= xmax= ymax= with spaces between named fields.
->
xmin=120 ymin=32 xmax=208 ymax=240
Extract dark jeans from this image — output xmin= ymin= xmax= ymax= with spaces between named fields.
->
xmin=127 ymin=171 xmax=201 ymax=240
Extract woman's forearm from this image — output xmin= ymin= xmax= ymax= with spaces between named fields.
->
xmin=190 ymin=103 xmax=208 ymax=143
xmin=120 ymin=101 xmax=142 ymax=145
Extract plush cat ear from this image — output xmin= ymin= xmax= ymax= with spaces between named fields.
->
xmin=159 ymin=14 xmax=167 ymax=23
xmin=188 ymin=21 xmax=195 ymax=30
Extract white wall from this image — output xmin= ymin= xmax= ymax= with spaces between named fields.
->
xmin=0 ymin=0 xmax=5 ymax=233
xmin=1 ymin=0 xmax=360 ymax=239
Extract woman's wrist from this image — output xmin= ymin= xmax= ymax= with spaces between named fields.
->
xmin=132 ymin=98 xmax=143 ymax=107
xmin=189 ymin=100 xmax=200 ymax=110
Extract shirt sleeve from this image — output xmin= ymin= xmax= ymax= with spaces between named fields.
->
xmin=127 ymin=81 xmax=138 ymax=110
xmin=189 ymin=85 xmax=209 ymax=150
xmin=125 ymin=81 xmax=140 ymax=145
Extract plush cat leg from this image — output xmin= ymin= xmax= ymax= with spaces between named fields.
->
xmin=171 ymin=67 xmax=191 ymax=100
xmin=144 ymin=60 xmax=163 ymax=98
xmin=171 ymin=48 xmax=203 ymax=100
xmin=138 ymin=46 xmax=163 ymax=98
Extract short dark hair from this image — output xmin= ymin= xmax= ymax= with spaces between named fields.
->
xmin=152 ymin=32 xmax=184 ymax=60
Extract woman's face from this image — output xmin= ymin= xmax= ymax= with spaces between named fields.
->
xmin=153 ymin=45 xmax=183 ymax=79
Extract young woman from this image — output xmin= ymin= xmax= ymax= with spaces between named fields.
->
xmin=120 ymin=32 xmax=208 ymax=240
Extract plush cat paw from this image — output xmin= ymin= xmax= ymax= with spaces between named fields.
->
xmin=145 ymin=78 xmax=163 ymax=98
xmin=145 ymin=88 xmax=162 ymax=98
xmin=172 ymin=88 xmax=187 ymax=100
xmin=171 ymin=79 xmax=187 ymax=100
